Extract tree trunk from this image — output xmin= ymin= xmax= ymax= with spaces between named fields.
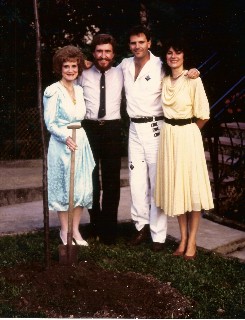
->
xmin=33 ymin=0 xmax=50 ymax=269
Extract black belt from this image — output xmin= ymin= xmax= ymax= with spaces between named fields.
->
xmin=130 ymin=116 xmax=164 ymax=123
xmin=82 ymin=119 xmax=120 ymax=126
xmin=163 ymin=116 xmax=196 ymax=126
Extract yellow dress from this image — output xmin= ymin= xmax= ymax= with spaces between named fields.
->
xmin=155 ymin=74 xmax=214 ymax=216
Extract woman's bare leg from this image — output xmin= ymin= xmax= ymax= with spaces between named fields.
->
xmin=58 ymin=207 xmax=86 ymax=243
xmin=185 ymin=211 xmax=201 ymax=256
xmin=175 ymin=213 xmax=188 ymax=253
xmin=72 ymin=206 xmax=84 ymax=240
xmin=58 ymin=211 xmax=68 ymax=244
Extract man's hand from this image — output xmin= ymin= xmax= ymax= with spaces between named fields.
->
xmin=185 ymin=68 xmax=200 ymax=79
xmin=84 ymin=59 xmax=93 ymax=69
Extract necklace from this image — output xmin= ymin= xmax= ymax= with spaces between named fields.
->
xmin=60 ymin=80 xmax=76 ymax=104
xmin=171 ymin=70 xmax=185 ymax=80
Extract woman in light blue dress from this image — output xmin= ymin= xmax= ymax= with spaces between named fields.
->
xmin=43 ymin=45 xmax=95 ymax=246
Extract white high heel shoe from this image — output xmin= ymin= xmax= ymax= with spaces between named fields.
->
xmin=73 ymin=238 xmax=89 ymax=246
xmin=59 ymin=230 xmax=75 ymax=245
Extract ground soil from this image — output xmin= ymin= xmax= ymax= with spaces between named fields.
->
xmin=3 ymin=260 xmax=194 ymax=318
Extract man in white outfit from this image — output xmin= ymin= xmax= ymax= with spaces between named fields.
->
xmin=120 ymin=26 xmax=199 ymax=251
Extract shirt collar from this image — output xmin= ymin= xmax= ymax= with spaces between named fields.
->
xmin=93 ymin=65 xmax=111 ymax=74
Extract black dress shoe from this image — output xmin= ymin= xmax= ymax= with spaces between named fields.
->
xmin=152 ymin=242 xmax=165 ymax=252
xmin=99 ymin=231 xmax=117 ymax=245
xmin=100 ymin=237 xmax=116 ymax=245
xmin=130 ymin=225 xmax=150 ymax=245
xmin=84 ymin=223 xmax=98 ymax=239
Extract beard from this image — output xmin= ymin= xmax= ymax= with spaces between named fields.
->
xmin=94 ymin=58 xmax=114 ymax=72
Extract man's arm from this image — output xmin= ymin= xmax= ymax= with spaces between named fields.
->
xmin=185 ymin=68 xmax=200 ymax=79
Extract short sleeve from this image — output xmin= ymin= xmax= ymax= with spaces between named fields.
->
xmin=190 ymin=78 xmax=210 ymax=120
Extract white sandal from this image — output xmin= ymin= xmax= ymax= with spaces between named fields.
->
xmin=59 ymin=230 xmax=75 ymax=245
xmin=73 ymin=238 xmax=89 ymax=246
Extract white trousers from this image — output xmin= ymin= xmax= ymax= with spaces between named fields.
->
xmin=128 ymin=120 xmax=167 ymax=243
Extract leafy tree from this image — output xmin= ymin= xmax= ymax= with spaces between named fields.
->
xmin=0 ymin=0 xmax=244 ymax=159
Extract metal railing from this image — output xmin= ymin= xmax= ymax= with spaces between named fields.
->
xmin=198 ymin=52 xmax=221 ymax=78
xmin=0 ymin=108 xmax=42 ymax=160
xmin=204 ymin=79 xmax=244 ymax=217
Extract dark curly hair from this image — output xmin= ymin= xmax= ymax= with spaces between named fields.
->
xmin=162 ymin=38 xmax=190 ymax=76
xmin=52 ymin=45 xmax=85 ymax=77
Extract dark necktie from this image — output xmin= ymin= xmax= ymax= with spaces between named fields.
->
xmin=98 ymin=71 xmax=106 ymax=118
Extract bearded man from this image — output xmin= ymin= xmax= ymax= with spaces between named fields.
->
xmin=78 ymin=34 xmax=124 ymax=245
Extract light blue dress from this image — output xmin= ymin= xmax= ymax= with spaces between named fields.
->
xmin=43 ymin=81 xmax=95 ymax=211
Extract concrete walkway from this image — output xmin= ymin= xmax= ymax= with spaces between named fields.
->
xmin=0 ymin=158 xmax=245 ymax=262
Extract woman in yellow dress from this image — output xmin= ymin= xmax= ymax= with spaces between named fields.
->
xmin=155 ymin=39 xmax=214 ymax=259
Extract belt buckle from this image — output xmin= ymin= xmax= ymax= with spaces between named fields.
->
xmin=152 ymin=116 xmax=156 ymax=122
xmin=98 ymin=120 xmax=105 ymax=126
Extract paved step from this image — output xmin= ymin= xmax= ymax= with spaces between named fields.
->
xmin=0 ymin=157 xmax=129 ymax=169
xmin=0 ymin=188 xmax=132 ymax=235
xmin=205 ymin=151 xmax=239 ymax=165
xmin=220 ymin=122 xmax=245 ymax=139
xmin=208 ymin=171 xmax=235 ymax=184
xmin=228 ymin=246 xmax=245 ymax=260
xmin=205 ymin=136 xmax=243 ymax=156
xmin=0 ymin=187 xmax=244 ymax=262
xmin=204 ymin=121 xmax=244 ymax=246
xmin=210 ymin=136 xmax=242 ymax=147
xmin=220 ymin=122 xmax=245 ymax=130
xmin=0 ymin=161 xmax=245 ymax=262
xmin=0 ymin=157 xmax=129 ymax=207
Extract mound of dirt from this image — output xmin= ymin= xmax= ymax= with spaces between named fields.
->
xmin=3 ymin=260 xmax=194 ymax=318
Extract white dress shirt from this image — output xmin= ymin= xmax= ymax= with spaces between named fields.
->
xmin=77 ymin=65 xmax=123 ymax=120
xmin=119 ymin=51 xmax=165 ymax=118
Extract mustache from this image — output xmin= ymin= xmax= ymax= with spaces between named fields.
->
xmin=96 ymin=58 xmax=112 ymax=62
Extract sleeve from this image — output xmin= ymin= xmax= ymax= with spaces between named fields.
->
xmin=43 ymin=84 xmax=68 ymax=143
xmin=75 ymin=85 xmax=86 ymax=118
xmin=191 ymin=78 xmax=210 ymax=120
xmin=117 ymin=59 xmax=127 ymax=72
xmin=116 ymin=61 xmax=122 ymax=70
xmin=76 ymin=75 xmax=82 ymax=87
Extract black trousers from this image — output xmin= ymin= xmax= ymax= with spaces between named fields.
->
xmin=82 ymin=119 xmax=121 ymax=243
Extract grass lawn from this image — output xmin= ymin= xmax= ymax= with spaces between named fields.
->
xmin=0 ymin=222 xmax=244 ymax=318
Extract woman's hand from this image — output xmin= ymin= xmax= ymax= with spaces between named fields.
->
xmin=66 ymin=136 xmax=78 ymax=151
xmin=196 ymin=119 xmax=208 ymax=129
